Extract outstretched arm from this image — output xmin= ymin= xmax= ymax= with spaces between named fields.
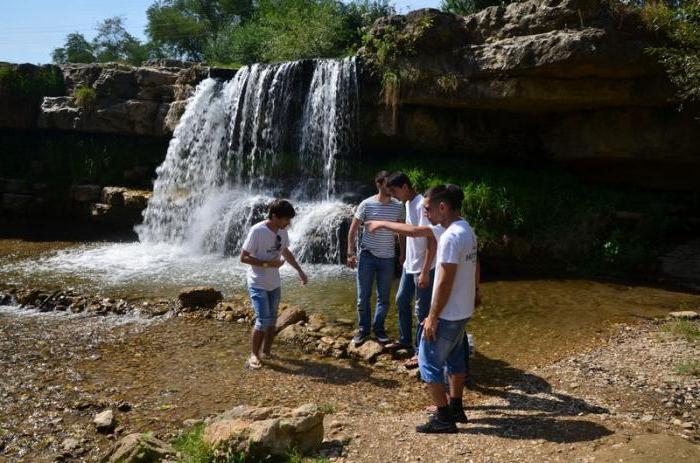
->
xmin=366 ymin=220 xmax=433 ymax=238
xmin=282 ymin=248 xmax=308 ymax=285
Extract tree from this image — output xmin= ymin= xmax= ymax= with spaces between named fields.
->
xmin=440 ymin=0 xmax=507 ymax=16
xmin=93 ymin=16 xmax=148 ymax=65
xmin=52 ymin=33 xmax=96 ymax=64
xmin=146 ymin=0 xmax=254 ymax=61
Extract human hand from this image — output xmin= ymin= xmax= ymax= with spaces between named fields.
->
xmin=299 ymin=270 xmax=308 ymax=286
xmin=418 ymin=271 xmax=429 ymax=289
xmin=365 ymin=221 xmax=382 ymax=233
xmin=422 ymin=315 xmax=439 ymax=342
xmin=346 ymin=255 xmax=357 ymax=269
xmin=269 ymin=257 xmax=285 ymax=268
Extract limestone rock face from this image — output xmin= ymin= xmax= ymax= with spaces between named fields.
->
xmin=202 ymin=404 xmax=324 ymax=459
xmin=101 ymin=433 xmax=174 ymax=463
xmin=359 ymin=0 xmax=700 ymax=190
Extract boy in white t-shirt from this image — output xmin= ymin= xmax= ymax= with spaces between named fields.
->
xmin=240 ymin=199 xmax=308 ymax=369
xmin=367 ymin=184 xmax=480 ymax=433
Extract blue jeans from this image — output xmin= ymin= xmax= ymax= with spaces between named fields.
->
xmin=248 ymin=286 xmax=281 ymax=330
xmin=396 ymin=268 xmax=434 ymax=348
xmin=356 ymin=250 xmax=394 ymax=337
xmin=418 ymin=318 xmax=469 ymax=384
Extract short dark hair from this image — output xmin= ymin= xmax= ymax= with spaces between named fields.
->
xmin=386 ymin=172 xmax=412 ymax=189
xmin=374 ymin=170 xmax=390 ymax=185
xmin=268 ymin=199 xmax=296 ymax=219
xmin=425 ymin=184 xmax=464 ymax=211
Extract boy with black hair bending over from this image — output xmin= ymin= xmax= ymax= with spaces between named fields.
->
xmin=240 ymin=199 xmax=308 ymax=370
xmin=367 ymin=184 xmax=480 ymax=433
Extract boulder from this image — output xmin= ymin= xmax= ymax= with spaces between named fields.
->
xmin=101 ymin=433 xmax=175 ymax=463
xmin=347 ymin=340 xmax=385 ymax=362
xmin=668 ymin=311 xmax=699 ymax=320
xmin=276 ymin=307 xmax=308 ymax=332
xmin=94 ymin=409 xmax=115 ymax=434
xmin=277 ymin=324 xmax=306 ymax=343
xmin=178 ymin=287 xmax=223 ymax=309
xmin=101 ymin=187 xmax=127 ymax=207
xmin=202 ymin=404 xmax=324 ymax=459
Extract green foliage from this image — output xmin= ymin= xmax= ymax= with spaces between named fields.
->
xmin=381 ymin=156 xmax=696 ymax=275
xmin=676 ymin=359 xmax=700 ymax=376
xmin=51 ymin=33 xmax=96 ymax=64
xmin=439 ymin=0 xmax=511 ymax=16
xmin=74 ymin=86 xmax=97 ymax=110
xmin=147 ymin=0 xmax=255 ymax=61
xmin=643 ymin=0 xmax=700 ymax=107
xmin=172 ymin=424 xmax=220 ymax=463
xmin=663 ymin=319 xmax=700 ymax=341
xmin=52 ymin=17 xmax=149 ymax=65
xmin=0 ymin=64 xmax=64 ymax=101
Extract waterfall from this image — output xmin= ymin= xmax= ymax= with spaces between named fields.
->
xmin=137 ymin=57 xmax=359 ymax=263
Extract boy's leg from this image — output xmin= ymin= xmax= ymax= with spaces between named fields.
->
xmin=395 ymin=269 xmax=416 ymax=347
xmin=356 ymin=252 xmax=375 ymax=339
xmin=413 ymin=269 xmax=434 ymax=353
xmin=445 ymin=320 xmax=469 ymax=422
xmin=262 ymin=287 xmax=281 ymax=355
xmin=372 ymin=256 xmax=394 ymax=341
xmin=248 ymin=287 xmax=269 ymax=363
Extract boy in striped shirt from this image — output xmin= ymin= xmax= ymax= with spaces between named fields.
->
xmin=346 ymin=171 xmax=405 ymax=345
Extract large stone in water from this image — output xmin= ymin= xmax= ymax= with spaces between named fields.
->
xmin=101 ymin=433 xmax=174 ymax=463
xmin=277 ymin=324 xmax=306 ymax=343
xmin=178 ymin=287 xmax=223 ymax=309
xmin=276 ymin=307 xmax=307 ymax=332
xmin=347 ymin=340 xmax=385 ymax=362
xmin=202 ymin=404 xmax=324 ymax=459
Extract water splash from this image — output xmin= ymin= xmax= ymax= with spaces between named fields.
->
xmin=138 ymin=58 xmax=358 ymax=262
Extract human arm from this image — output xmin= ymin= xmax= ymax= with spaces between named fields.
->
xmin=422 ymin=262 xmax=458 ymax=341
xmin=346 ymin=217 xmax=361 ymax=268
xmin=365 ymin=220 xmax=433 ymax=237
xmin=417 ymin=234 xmax=437 ymax=289
xmin=282 ymin=248 xmax=308 ymax=285
xmin=240 ymin=250 xmax=283 ymax=268
xmin=399 ymin=235 xmax=406 ymax=267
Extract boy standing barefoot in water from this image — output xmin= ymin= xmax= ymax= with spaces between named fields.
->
xmin=240 ymin=199 xmax=308 ymax=369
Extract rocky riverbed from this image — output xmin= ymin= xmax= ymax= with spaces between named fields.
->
xmin=0 ymin=288 xmax=699 ymax=462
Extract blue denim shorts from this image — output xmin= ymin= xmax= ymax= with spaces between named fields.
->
xmin=418 ymin=318 xmax=469 ymax=384
xmin=248 ymin=286 xmax=281 ymax=330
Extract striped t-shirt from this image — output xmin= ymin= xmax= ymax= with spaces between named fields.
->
xmin=355 ymin=196 xmax=405 ymax=258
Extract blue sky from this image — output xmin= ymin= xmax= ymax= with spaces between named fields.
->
xmin=0 ymin=0 xmax=441 ymax=64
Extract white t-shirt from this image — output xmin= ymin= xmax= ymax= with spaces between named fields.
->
xmin=404 ymin=194 xmax=436 ymax=274
xmin=432 ymin=219 xmax=477 ymax=321
xmin=241 ymin=221 xmax=290 ymax=291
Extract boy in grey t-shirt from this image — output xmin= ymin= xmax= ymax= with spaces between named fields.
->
xmin=240 ymin=199 xmax=308 ymax=369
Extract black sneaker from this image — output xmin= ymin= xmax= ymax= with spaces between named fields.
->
xmin=429 ymin=408 xmax=468 ymax=423
xmin=416 ymin=414 xmax=458 ymax=434
xmin=352 ymin=332 xmax=368 ymax=346
xmin=452 ymin=408 xmax=468 ymax=423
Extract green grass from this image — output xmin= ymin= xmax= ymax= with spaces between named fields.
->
xmin=318 ymin=403 xmax=336 ymax=415
xmin=172 ymin=424 xmax=329 ymax=463
xmin=74 ymin=86 xmax=97 ymax=110
xmin=663 ymin=320 xmax=700 ymax=342
xmin=676 ymin=359 xmax=700 ymax=377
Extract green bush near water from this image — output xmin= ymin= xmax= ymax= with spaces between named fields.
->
xmin=374 ymin=157 xmax=698 ymax=276
xmin=0 ymin=64 xmax=64 ymax=102
xmin=74 ymin=86 xmax=97 ymax=110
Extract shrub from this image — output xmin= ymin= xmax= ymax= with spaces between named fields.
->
xmin=74 ymin=86 xmax=97 ymax=110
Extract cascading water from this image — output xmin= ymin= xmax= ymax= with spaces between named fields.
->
xmin=137 ymin=57 xmax=358 ymax=263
